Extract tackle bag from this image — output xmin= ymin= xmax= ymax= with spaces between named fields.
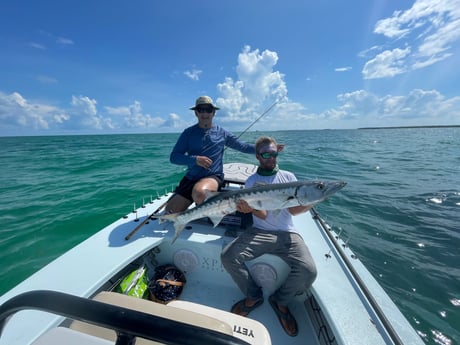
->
xmin=149 ymin=264 xmax=186 ymax=304
xmin=116 ymin=265 xmax=149 ymax=299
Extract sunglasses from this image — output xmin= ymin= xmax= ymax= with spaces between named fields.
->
xmin=196 ymin=106 xmax=214 ymax=114
xmin=259 ymin=151 xmax=278 ymax=159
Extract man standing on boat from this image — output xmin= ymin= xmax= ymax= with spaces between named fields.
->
xmin=221 ymin=136 xmax=318 ymax=337
xmin=165 ymin=96 xmax=256 ymax=214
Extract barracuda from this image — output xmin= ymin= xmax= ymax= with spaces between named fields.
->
xmin=160 ymin=180 xmax=346 ymax=243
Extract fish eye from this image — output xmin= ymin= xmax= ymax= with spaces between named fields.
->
xmin=317 ymin=183 xmax=325 ymax=190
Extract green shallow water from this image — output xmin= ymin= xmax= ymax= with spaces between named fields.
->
xmin=0 ymin=129 xmax=459 ymax=344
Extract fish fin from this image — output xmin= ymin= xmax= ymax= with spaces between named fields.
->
xmin=157 ymin=213 xmax=186 ymax=244
xmin=209 ymin=215 xmax=226 ymax=227
xmin=158 ymin=212 xmax=177 ymax=224
xmin=171 ymin=223 xmax=186 ymax=244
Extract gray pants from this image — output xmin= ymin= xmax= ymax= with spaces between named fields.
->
xmin=221 ymin=228 xmax=317 ymax=306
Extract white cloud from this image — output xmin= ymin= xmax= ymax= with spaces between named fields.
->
xmin=216 ymin=45 xmax=289 ymax=124
xmin=70 ymin=95 xmax=108 ymax=129
xmin=2 ymin=42 xmax=459 ymax=136
xmin=71 ymin=95 xmax=97 ymax=116
xmin=104 ymin=105 xmax=130 ymax=116
xmin=335 ymin=67 xmax=352 ymax=72
xmin=106 ymin=101 xmax=171 ymax=129
xmin=0 ymin=91 xmax=69 ymax=131
xmin=358 ymin=45 xmax=381 ymax=58
xmin=209 ymin=45 xmax=459 ymax=130
xmin=184 ymin=69 xmax=202 ymax=81
xmin=0 ymin=91 xmax=187 ymax=135
xmin=162 ymin=113 xmax=183 ymax=128
xmin=1 ymin=85 xmax=459 ymax=135
xmin=28 ymin=42 xmax=46 ymax=50
xmin=211 ymin=46 xmax=334 ymax=131
xmin=329 ymin=89 xmax=460 ymax=126
xmin=56 ymin=37 xmax=74 ymax=45
xmin=364 ymin=0 xmax=460 ymax=78
xmin=36 ymin=75 xmax=58 ymax=84
xmin=362 ymin=47 xmax=411 ymax=79
xmin=122 ymin=101 xmax=165 ymax=128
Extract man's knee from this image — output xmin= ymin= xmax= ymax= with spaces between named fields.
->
xmin=192 ymin=178 xmax=219 ymax=204
xmin=299 ymin=261 xmax=318 ymax=287
xmin=166 ymin=194 xmax=192 ymax=213
xmin=221 ymin=247 xmax=245 ymax=269
xmin=192 ymin=189 xmax=207 ymax=204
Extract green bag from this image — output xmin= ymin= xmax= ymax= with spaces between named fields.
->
xmin=116 ymin=265 xmax=149 ymax=299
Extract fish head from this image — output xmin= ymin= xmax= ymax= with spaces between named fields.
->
xmin=296 ymin=180 xmax=346 ymax=205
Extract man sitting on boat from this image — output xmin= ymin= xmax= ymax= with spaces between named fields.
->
xmin=165 ymin=95 xmax=256 ymax=214
xmin=221 ymin=136 xmax=318 ymax=337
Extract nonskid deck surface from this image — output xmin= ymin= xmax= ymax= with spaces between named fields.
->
xmin=152 ymin=210 xmax=417 ymax=345
xmin=150 ymin=223 xmax=323 ymax=345
xmin=180 ymin=284 xmax=320 ymax=345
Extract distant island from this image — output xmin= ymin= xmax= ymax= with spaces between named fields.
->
xmin=358 ymin=125 xmax=460 ymax=130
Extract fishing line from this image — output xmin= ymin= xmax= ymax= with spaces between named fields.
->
xmin=235 ymin=100 xmax=278 ymax=141
xmin=176 ymin=100 xmax=279 ymax=182
xmin=204 ymin=100 xmax=279 ymax=155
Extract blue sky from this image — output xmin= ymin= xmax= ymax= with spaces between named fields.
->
xmin=1 ymin=0 xmax=459 ymax=136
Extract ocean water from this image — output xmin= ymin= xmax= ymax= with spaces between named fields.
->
xmin=0 ymin=129 xmax=459 ymax=344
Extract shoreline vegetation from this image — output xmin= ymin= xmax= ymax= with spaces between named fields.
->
xmin=1 ymin=125 xmax=460 ymax=139
xmin=358 ymin=124 xmax=460 ymax=130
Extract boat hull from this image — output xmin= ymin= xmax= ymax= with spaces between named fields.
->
xmin=0 ymin=163 xmax=424 ymax=345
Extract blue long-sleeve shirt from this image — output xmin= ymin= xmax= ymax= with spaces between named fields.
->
xmin=170 ymin=124 xmax=256 ymax=181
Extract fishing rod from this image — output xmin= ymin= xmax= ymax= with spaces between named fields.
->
xmin=125 ymin=200 xmax=168 ymax=241
xmin=125 ymin=100 xmax=278 ymax=240
xmin=188 ymin=100 xmax=279 ymax=165
xmin=235 ymin=100 xmax=278 ymax=140
xmin=202 ymin=100 xmax=279 ymax=155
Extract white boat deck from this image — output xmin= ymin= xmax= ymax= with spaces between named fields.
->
xmin=153 ymin=216 xmax=401 ymax=345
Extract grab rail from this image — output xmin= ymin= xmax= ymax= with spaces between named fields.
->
xmin=0 ymin=290 xmax=250 ymax=345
